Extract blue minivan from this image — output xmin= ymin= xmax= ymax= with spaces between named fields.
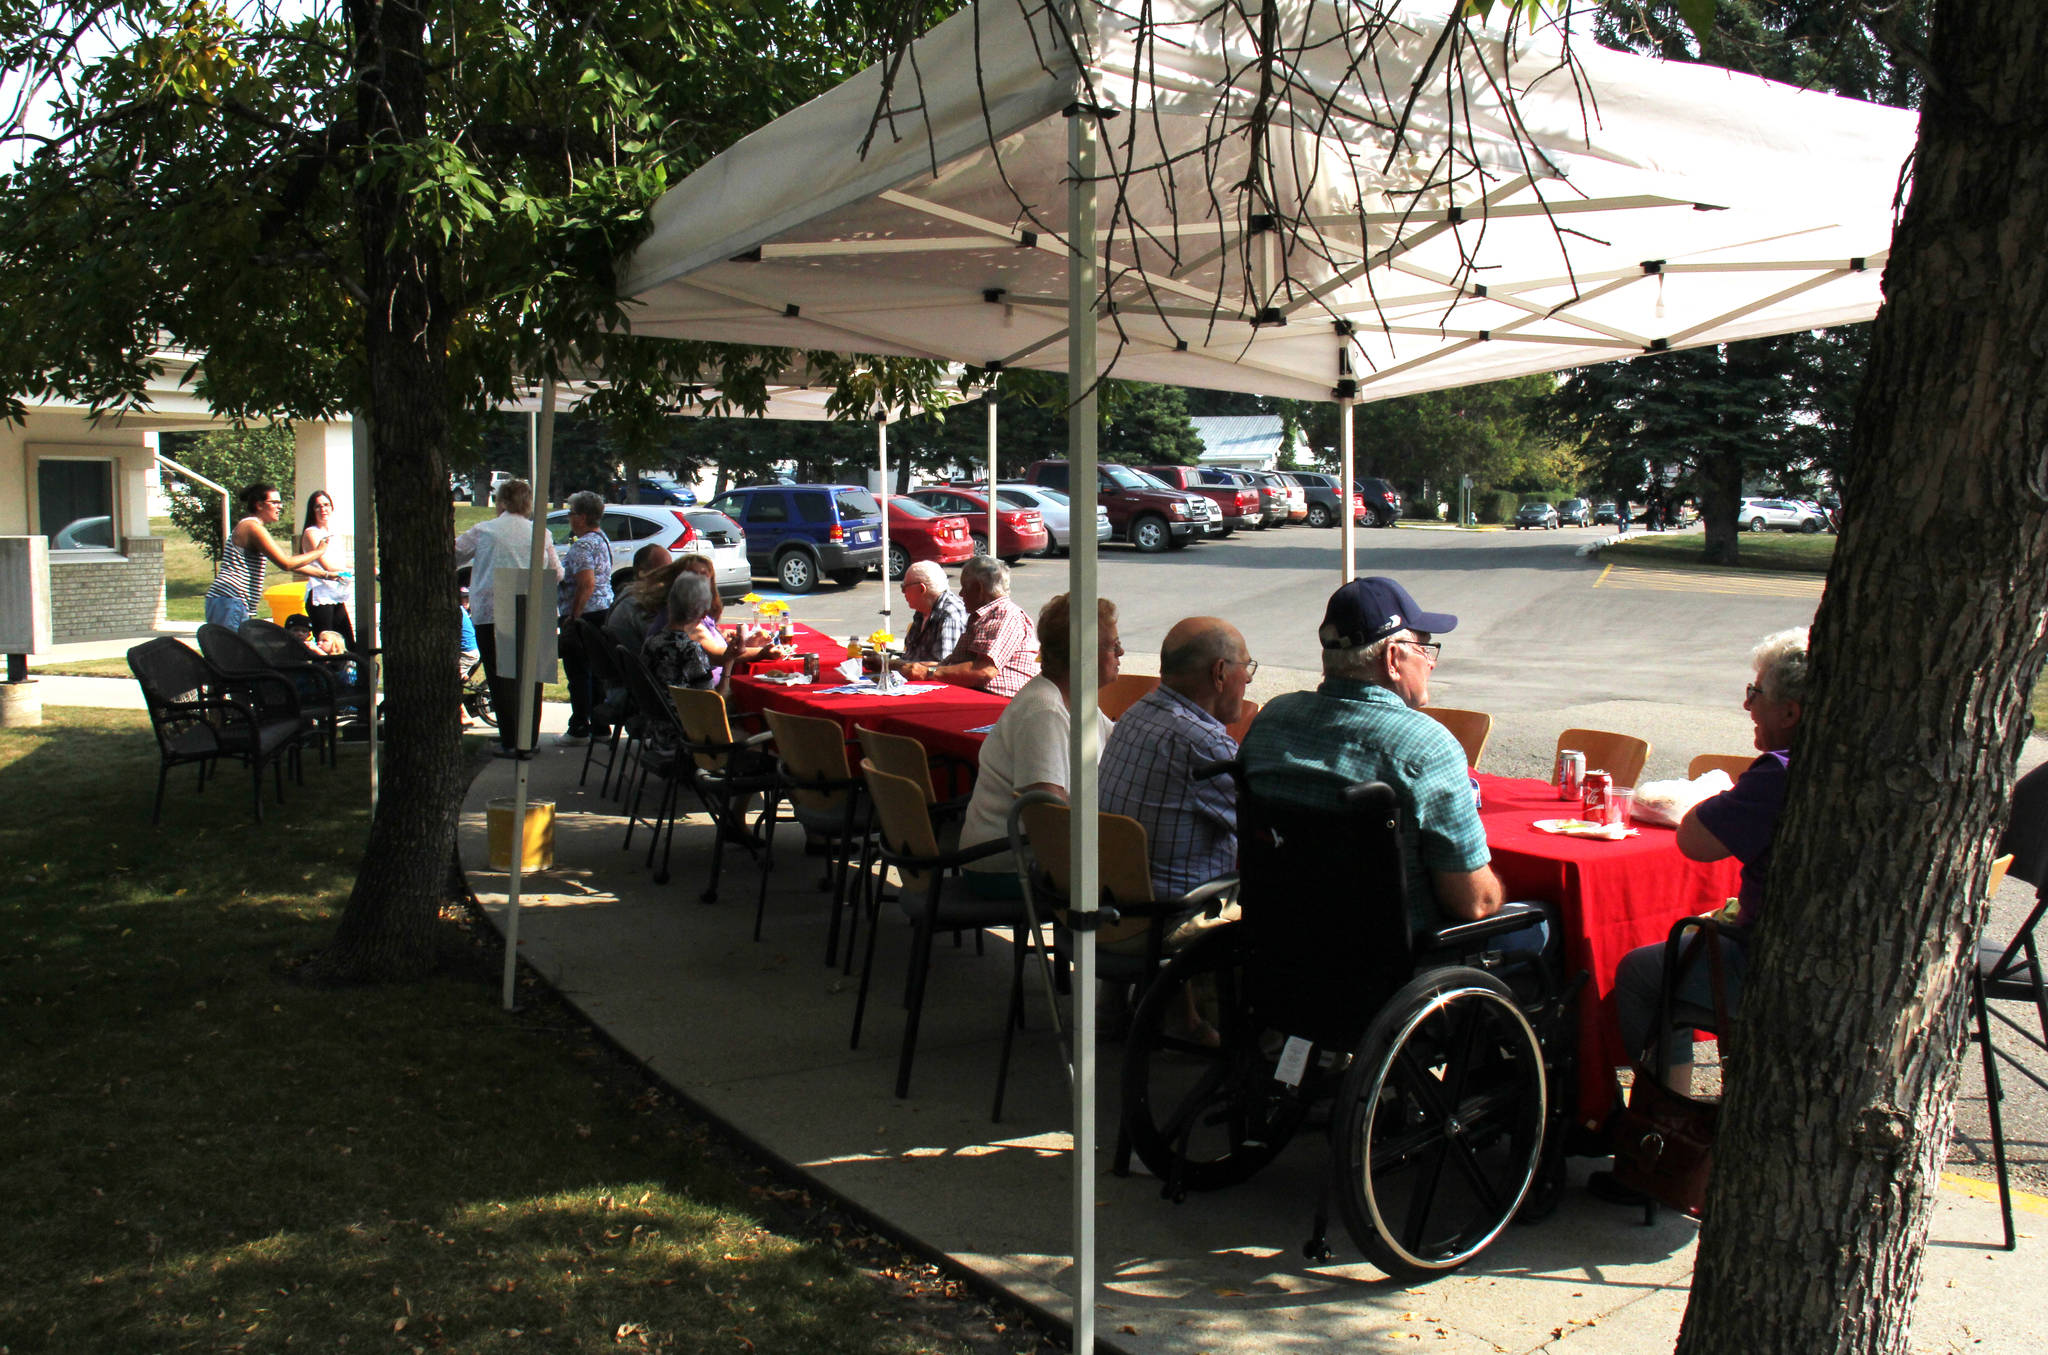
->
xmin=705 ymin=484 xmax=884 ymax=594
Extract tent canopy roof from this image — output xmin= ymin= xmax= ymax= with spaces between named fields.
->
xmin=619 ymin=0 xmax=1915 ymax=404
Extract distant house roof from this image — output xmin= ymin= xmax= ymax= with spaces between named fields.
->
xmin=1190 ymin=414 xmax=1284 ymax=467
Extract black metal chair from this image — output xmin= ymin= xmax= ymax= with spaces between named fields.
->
xmin=1970 ymin=762 xmax=2048 ymax=1250
xmin=572 ymin=617 xmax=629 ymax=793
xmin=127 ymin=638 xmax=307 ymax=824
xmin=200 ymin=622 xmax=347 ymax=767
xmin=613 ymin=648 xmax=689 ymax=869
xmin=239 ymin=618 xmax=377 ymax=756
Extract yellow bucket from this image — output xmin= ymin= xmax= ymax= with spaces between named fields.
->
xmin=488 ymin=798 xmax=556 ymax=871
xmin=262 ymin=581 xmax=310 ymax=625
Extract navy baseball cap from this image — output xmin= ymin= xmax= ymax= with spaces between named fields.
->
xmin=1319 ymin=577 xmax=1458 ymax=649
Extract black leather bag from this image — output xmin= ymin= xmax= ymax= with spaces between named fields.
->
xmin=1610 ymin=920 xmax=1735 ymax=1219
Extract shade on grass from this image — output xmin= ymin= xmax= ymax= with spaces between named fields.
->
xmin=0 ymin=710 xmax=1015 ymax=1354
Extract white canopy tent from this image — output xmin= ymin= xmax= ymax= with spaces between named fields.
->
xmin=616 ymin=1 xmax=1914 ymax=1346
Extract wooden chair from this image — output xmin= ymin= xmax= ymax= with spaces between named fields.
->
xmin=1098 ymin=673 xmax=1160 ymax=721
xmin=1223 ymin=698 xmax=1261 ymax=745
xmin=1556 ymin=728 xmax=1650 ymax=788
xmin=1421 ymin=706 xmax=1492 ymax=768
xmin=668 ymin=686 xmax=776 ymax=902
xmin=1687 ymin=753 xmax=1755 ymax=782
xmin=758 ymin=709 xmax=865 ymax=952
xmin=852 ymin=760 xmax=1020 ymax=1102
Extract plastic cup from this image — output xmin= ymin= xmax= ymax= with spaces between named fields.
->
xmin=1608 ymin=786 xmax=1636 ymax=828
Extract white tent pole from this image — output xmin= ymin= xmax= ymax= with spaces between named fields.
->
xmin=985 ymin=377 xmax=1000 ymax=544
xmin=876 ymin=411 xmax=892 ymax=625
xmin=349 ymin=415 xmax=378 ymax=811
xmin=503 ymin=379 xmax=557 ymax=1011
xmin=1065 ymin=97 xmax=1102 ymax=1355
xmin=1339 ymin=336 xmax=1358 ymax=583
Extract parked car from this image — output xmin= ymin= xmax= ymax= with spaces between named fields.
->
xmin=1739 ymin=497 xmax=1830 ymax=533
xmin=1556 ymin=497 xmax=1592 ymax=527
xmin=543 ymin=502 xmax=700 ymax=592
xmin=1146 ymin=464 xmax=1260 ymax=534
xmin=679 ymin=507 xmax=752 ymax=600
xmin=1021 ymin=461 xmax=1218 ymax=552
xmin=904 ymin=485 xmax=1048 ymax=562
xmin=1355 ymin=476 xmax=1403 ymax=527
xmin=1248 ymin=469 xmax=1307 ymax=524
xmin=992 ymin=483 xmax=1112 ymax=555
xmin=703 ymin=484 xmax=884 ymax=594
xmin=883 ymin=496 xmax=974 ymax=580
xmin=1512 ymin=500 xmax=1561 ymax=530
xmin=624 ymin=472 xmax=698 ymax=506
xmin=50 ymin=515 xmax=114 ymax=550
xmin=1593 ymin=501 xmax=1624 ymax=526
xmin=1283 ymin=471 xmax=1369 ymax=528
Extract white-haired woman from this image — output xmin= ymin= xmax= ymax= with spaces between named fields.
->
xmin=454 ymin=478 xmax=561 ymax=758
xmin=1592 ymin=626 xmax=1809 ymax=1206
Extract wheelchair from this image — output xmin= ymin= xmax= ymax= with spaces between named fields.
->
xmin=1117 ymin=773 xmax=1581 ymax=1279
xmin=460 ymin=655 xmax=496 ymax=728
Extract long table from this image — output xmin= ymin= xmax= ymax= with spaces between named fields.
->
xmin=725 ymin=623 xmax=1010 ymax=742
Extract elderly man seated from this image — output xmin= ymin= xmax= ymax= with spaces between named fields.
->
xmin=1100 ymin=617 xmax=1253 ymax=900
xmin=1240 ymin=577 xmax=1540 ymax=951
xmin=898 ymin=560 xmax=968 ymax=664
xmin=896 ymin=556 xmax=1039 ymax=698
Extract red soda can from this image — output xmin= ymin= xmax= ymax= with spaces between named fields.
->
xmin=1582 ymin=770 xmax=1612 ymax=821
xmin=1555 ymin=749 xmax=1585 ymax=801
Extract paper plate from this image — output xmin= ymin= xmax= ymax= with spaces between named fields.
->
xmin=1533 ymin=818 xmax=1638 ymax=840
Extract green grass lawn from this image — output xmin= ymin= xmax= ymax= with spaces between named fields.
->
xmin=0 ymin=710 xmax=1033 ymax=1354
xmin=1600 ymin=529 xmax=1836 ymax=573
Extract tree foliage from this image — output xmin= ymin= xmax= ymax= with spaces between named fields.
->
xmin=159 ymin=426 xmax=299 ymax=563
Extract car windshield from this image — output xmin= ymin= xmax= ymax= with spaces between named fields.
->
xmin=836 ymin=490 xmax=880 ymax=519
xmin=889 ymin=496 xmax=941 ymax=518
xmin=995 ymin=489 xmax=1039 ymax=508
xmin=1101 ymin=465 xmax=1149 ymax=490
xmin=1128 ymin=467 xmax=1174 ymax=490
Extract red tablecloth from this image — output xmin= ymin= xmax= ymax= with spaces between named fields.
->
xmin=1474 ymin=771 xmax=1740 ymax=1126
xmin=727 ymin=624 xmax=1010 ymax=742
xmin=870 ymin=707 xmax=999 ymax=766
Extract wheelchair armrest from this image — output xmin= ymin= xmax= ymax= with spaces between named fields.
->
xmin=1422 ymin=899 xmax=1549 ymax=952
xmin=1170 ymin=873 xmax=1240 ymax=919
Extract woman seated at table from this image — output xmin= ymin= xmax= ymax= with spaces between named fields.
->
xmin=638 ymin=572 xmax=721 ymax=756
xmin=1591 ymin=626 xmax=1807 ymax=1204
xmin=955 ymin=592 xmax=1123 ymax=898
xmin=675 ymin=553 xmax=786 ymax=675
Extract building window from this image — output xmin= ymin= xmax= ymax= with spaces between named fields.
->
xmin=38 ymin=458 xmax=117 ymax=551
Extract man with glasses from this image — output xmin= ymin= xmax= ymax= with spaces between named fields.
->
xmin=1101 ymin=617 xmax=1255 ymax=903
xmin=1241 ymin=577 xmax=1522 ymax=940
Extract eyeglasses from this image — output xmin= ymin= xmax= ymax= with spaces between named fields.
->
xmin=1397 ymin=639 xmax=1442 ymax=662
xmin=1226 ymin=657 xmax=1259 ymax=679
xmin=1745 ymin=682 xmax=1765 ymax=704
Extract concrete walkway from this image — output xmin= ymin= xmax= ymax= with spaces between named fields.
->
xmin=455 ymin=732 xmax=2047 ymax=1355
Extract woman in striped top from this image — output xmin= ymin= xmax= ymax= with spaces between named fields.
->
xmin=202 ymin=483 xmax=340 ymax=629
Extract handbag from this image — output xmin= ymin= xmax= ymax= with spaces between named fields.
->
xmin=1610 ymin=919 xmax=1735 ymax=1219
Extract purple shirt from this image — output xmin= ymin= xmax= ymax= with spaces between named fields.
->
xmin=1693 ymin=750 xmax=1789 ymax=922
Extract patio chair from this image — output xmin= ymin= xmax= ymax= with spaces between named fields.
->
xmin=572 ymin=617 xmax=629 ymax=794
xmin=202 ymin=621 xmax=342 ymax=767
xmin=1005 ymin=792 xmax=1237 ymax=1126
xmin=1098 ymin=673 xmax=1160 ymax=721
xmin=757 ymin=709 xmax=865 ymax=948
xmin=1223 ymin=698 xmax=1260 ymax=745
xmin=668 ymin=686 xmax=777 ymax=904
xmin=236 ymin=619 xmax=375 ymax=760
xmin=127 ymin=637 xmax=306 ymax=824
xmin=1971 ymin=759 xmax=2048 ymax=1249
xmin=1556 ymin=728 xmax=1650 ymax=789
xmin=1686 ymin=753 xmax=1755 ymax=782
xmin=852 ymin=760 xmax=1021 ymax=1100
xmin=843 ymin=724 xmax=972 ymax=970
xmin=1421 ymin=706 xmax=1493 ymax=768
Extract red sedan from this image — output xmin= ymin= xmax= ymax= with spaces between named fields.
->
xmin=907 ymin=487 xmax=1049 ymax=563
xmin=884 ymin=496 xmax=975 ymax=580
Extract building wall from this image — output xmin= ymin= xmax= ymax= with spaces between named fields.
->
xmin=3 ymin=413 xmax=164 ymax=646
xmin=47 ymin=536 xmax=166 ymax=642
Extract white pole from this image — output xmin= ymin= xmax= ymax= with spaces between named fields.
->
xmin=1339 ymin=338 xmax=1358 ymax=584
xmin=1065 ymin=98 xmax=1102 ymax=1355
xmin=350 ymin=416 xmax=379 ymax=810
xmin=876 ymin=412 xmax=892 ymax=625
xmin=503 ymin=379 xmax=557 ymax=1011
xmin=985 ymin=381 xmax=1000 ymax=547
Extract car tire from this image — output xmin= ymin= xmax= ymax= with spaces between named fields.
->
xmin=1131 ymin=514 xmax=1171 ymax=553
xmin=1041 ymin=529 xmax=1059 ymax=555
xmin=830 ymin=569 xmax=865 ymax=587
xmin=1000 ymin=554 xmax=1022 ymax=566
xmin=1801 ymin=518 xmax=1821 ymax=534
xmin=886 ymin=542 xmax=910 ymax=580
xmin=1749 ymin=516 xmax=1767 ymax=532
xmin=969 ymin=532 xmax=991 ymax=557
xmin=775 ymin=550 xmax=818 ymax=594
xmin=1306 ymin=502 xmax=1334 ymax=528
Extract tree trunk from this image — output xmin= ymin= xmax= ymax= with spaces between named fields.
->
xmin=1677 ymin=3 xmax=2048 ymax=1351
xmin=308 ymin=0 xmax=468 ymax=983
xmin=1696 ymin=444 xmax=1745 ymax=565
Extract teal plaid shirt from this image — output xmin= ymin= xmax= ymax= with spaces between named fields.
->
xmin=1238 ymin=677 xmax=1488 ymax=936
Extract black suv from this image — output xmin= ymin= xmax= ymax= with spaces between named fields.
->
xmin=1355 ymin=477 xmax=1402 ymax=527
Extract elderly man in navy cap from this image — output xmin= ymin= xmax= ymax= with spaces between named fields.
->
xmin=1240 ymin=576 xmax=1532 ymax=944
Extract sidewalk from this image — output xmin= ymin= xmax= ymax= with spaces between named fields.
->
xmin=455 ymin=741 xmax=2048 ymax=1355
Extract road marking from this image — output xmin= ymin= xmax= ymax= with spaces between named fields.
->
xmin=1593 ymin=562 xmax=1824 ymax=599
xmin=1942 ymin=1171 xmax=2048 ymax=1217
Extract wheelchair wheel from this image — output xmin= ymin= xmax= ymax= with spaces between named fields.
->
xmin=464 ymin=664 xmax=496 ymax=729
xmin=1120 ymin=925 xmax=1313 ymax=1195
xmin=1332 ymin=968 xmax=1546 ymax=1279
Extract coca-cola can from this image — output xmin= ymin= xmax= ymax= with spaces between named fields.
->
xmin=1555 ymin=749 xmax=1586 ymax=801
xmin=802 ymin=652 xmax=820 ymax=683
xmin=1582 ymin=770 xmax=1613 ymax=821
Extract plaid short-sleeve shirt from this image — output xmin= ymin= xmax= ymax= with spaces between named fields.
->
xmin=946 ymin=594 xmax=1039 ymax=698
xmin=1100 ymin=685 xmax=1239 ymax=898
xmin=903 ymin=589 xmax=968 ymax=663
xmin=1238 ymin=677 xmax=1487 ymax=937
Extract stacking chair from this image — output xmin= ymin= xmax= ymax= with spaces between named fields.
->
xmin=612 ymin=649 xmax=692 ymax=872
xmin=1098 ymin=673 xmax=1161 ymax=721
xmin=668 ymin=686 xmax=777 ymax=903
xmin=1687 ymin=753 xmax=1755 ymax=782
xmin=127 ymin=637 xmax=307 ymax=824
xmin=1421 ymin=706 xmax=1492 ymax=768
xmin=1005 ymin=793 xmax=1237 ymax=1126
xmin=572 ymin=617 xmax=629 ymax=793
xmin=848 ymin=724 xmax=970 ymax=969
xmin=757 ymin=709 xmax=865 ymax=948
xmin=236 ymin=619 xmax=375 ymax=759
xmin=1971 ymin=759 xmax=2048 ymax=1249
xmin=852 ymin=760 xmax=1022 ymax=1101
xmin=1556 ymin=728 xmax=1651 ymax=788
xmin=198 ymin=623 xmax=335 ymax=769
xmin=1224 ymin=698 xmax=1261 ymax=745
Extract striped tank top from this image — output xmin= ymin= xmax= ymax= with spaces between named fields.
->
xmin=206 ymin=533 xmax=267 ymax=609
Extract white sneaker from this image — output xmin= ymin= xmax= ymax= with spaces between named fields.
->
xmin=556 ymin=730 xmax=590 ymax=746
